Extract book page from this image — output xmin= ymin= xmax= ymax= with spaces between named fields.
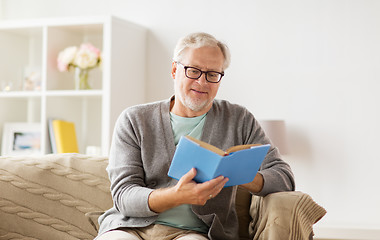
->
xmin=225 ymin=144 xmax=261 ymax=154
xmin=185 ymin=136 xmax=225 ymax=156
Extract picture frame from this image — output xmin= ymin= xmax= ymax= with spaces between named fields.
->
xmin=1 ymin=122 xmax=41 ymax=156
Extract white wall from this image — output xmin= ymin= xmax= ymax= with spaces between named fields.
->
xmin=2 ymin=0 xmax=380 ymax=236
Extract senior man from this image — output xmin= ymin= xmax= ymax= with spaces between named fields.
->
xmin=96 ymin=32 xmax=295 ymax=240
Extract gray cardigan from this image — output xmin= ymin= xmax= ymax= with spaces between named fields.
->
xmin=98 ymin=98 xmax=295 ymax=239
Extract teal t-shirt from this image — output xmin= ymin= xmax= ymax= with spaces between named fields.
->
xmin=154 ymin=112 xmax=208 ymax=233
xmin=170 ymin=112 xmax=206 ymax=145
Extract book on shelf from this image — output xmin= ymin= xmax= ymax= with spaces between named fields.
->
xmin=168 ymin=136 xmax=271 ymax=187
xmin=48 ymin=119 xmax=57 ymax=153
xmin=48 ymin=119 xmax=79 ymax=153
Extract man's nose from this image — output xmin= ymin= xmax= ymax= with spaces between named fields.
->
xmin=196 ymin=73 xmax=208 ymax=84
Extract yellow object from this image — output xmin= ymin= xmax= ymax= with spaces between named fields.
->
xmin=52 ymin=120 xmax=79 ymax=153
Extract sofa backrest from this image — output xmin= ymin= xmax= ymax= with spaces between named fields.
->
xmin=0 ymin=154 xmax=112 ymax=239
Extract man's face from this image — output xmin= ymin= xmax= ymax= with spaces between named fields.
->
xmin=171 ymin=46 xmax=224 ymax=117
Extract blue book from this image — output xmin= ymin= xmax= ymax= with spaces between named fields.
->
xmin=168 ymin=136 xmax=271 ymax=187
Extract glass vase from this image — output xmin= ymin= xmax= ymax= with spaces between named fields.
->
xmin=74 ymin=67 xmax=91 ymax=90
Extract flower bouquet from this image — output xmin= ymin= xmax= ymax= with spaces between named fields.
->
xmin=57 ymin=43 xmax=102 ymax=90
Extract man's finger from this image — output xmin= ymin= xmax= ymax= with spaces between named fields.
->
xmin=179 ymin=168 xmax=197 ymax=183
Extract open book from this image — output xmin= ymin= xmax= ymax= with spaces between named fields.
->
xmin=168 ymin=136 xmax=270 ymax=187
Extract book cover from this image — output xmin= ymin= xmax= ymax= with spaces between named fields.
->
xmin=48 ymin=119 xmax=57 ymax=153
xmin=168 ymin=136 xmax=270 ymax=187
xmin=52 ymin=120 xmax=79 ymax=153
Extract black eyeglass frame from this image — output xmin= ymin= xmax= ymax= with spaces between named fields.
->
xmin=176 ymin=62 xmax=224 ymax=83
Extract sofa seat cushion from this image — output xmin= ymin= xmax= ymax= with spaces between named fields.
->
xmin=0 ymin=153 xmax=112 ymax=240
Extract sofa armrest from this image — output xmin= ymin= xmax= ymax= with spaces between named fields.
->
xmin=249 ymin=191 xmax=326 ymax=240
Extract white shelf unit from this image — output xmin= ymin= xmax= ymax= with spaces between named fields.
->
xmin=0 ymin=16 xmax=146 ymax=155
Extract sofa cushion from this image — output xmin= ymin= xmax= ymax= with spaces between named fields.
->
xmin=0 ymin=153 xmax=113 ymax=240
xmin=236 ymin=186 xmax=253 ymax=240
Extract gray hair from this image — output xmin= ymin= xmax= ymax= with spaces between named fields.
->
xmin=173 ymin=32 xmax=231 ymax=70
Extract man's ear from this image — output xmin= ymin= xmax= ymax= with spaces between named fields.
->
xmin=171 ymin=61 xmax=177 ymax=79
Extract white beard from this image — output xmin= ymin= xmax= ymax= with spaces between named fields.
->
xmin=178 ymin=92 xmax=210 ymax=112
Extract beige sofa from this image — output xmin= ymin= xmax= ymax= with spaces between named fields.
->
xmin=0 ymin=154 xmax=326 ymax=240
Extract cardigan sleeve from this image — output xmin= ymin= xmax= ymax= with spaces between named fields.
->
xmin=107 ymin=108 xmax=157 ymax=218
xmin=249 ymin=115 xmax=295 ymax=196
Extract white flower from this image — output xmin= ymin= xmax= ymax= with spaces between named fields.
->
xmin=57 ymin=46 xmax=78 ymax=72
xmin=57 ymin=43 xmax=101 ymax=72
xmin=74 ymin=43 xmax=101 ymax=69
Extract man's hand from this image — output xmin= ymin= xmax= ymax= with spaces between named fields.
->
xmin=148 ymin=168 xmax=229 ymax=213
xmin=175 ymin=168 xmax=229 ymax=205
xmin=240 ymin=172 xmax=264 ymax=193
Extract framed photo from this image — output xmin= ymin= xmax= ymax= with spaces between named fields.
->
xmin=1 ymin=122 xmax=41 ymax=156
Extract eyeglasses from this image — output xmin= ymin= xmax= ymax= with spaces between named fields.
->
xmin=176 ymin=62 xmax=224 ymax=83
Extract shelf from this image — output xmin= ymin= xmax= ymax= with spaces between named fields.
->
xmin=0 ymin=91 xmax=41 ymax=98
xmin=0 ymin=16 xmax=146 ymax=156
xmin=45 ymin=90 xmax=103 ymax=97
xmin=0 ymin=90 xmax=103 ymax=98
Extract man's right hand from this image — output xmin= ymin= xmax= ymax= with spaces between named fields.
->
xmin=148 ymin=168 xmax=228 ymax=213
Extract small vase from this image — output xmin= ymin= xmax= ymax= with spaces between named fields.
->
xmin=74 ymin=67 xmax=91 ymax=90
